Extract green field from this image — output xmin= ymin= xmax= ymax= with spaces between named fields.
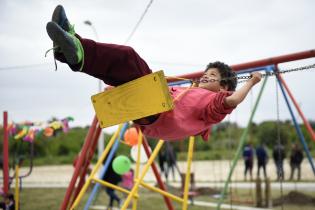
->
xmin=18 ymin=187 xmax=315 ymax=210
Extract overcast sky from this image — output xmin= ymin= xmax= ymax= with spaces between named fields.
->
xmin=0 ymin=0 xmax=314 ymax=133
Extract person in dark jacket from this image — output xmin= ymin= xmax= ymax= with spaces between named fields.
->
xmin=102 ymin=156 xmax=122 ymax=210
xmin=273 ymin=144 xmax=286 ymax=180
xmin=289 ymin=143 xmax=304 ymax=180
xmin=256 ymin=143 xmax=268 ymax=179
xmin=158 ymin=148 xmax=167 ymax=180
xmin=243 ymin=143 xmax=254 ymax=181
xmin=165 ymin=142 xmax=180 ymax=182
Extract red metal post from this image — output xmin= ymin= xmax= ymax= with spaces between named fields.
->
xmin=142 ymin=136 xmax=175 ymax=210
xmin=2 ymin=111 xmax=9 ymax=195
xmin=60 ymin=116 xmax=98 ymax=210
xmin=277 ymin=74 xmax=315 ymax=141
xmin=71 ymin=124 xmax=102 ymax=204
xmin=167 ymin=49 xmax=315 ymax=82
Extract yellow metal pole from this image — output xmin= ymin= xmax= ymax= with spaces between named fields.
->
xmin=92 ymin=178 xmax=139 ymax=198
xmin=139 ymin=181 xmax=184 ymax=203
xmin=131 ymin=129 xmax=143 ymax=210
xmin=182 ymin=136 xmax=195 ymax=210
xmin=121 ymin=140 xmax=164 ymax=210
xmin=70 ymin=124 xmax=122 ymax=210
xmin=15 ymin=165 xmax=19 ymax=210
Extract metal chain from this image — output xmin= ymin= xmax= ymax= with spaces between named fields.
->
xmin=234 ymin=63 xmax=315 ymax=83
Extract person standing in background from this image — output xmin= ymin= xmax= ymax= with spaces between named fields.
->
xmin=243 ymin=143 xmax=254 ymax=181
xmin=289 ymin=143 xmax=304 ymax=181
xmin=273 ymin=144 xmax=286 ymax=181
xmin=256 ymin=143 xmax=268 ymax=179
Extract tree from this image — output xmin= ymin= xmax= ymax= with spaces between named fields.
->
xmin=256 ymin=121 xmax=290 ymax=149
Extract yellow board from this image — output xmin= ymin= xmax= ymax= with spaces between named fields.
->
xmin=91 ymin=70 xmax=174 ymax=128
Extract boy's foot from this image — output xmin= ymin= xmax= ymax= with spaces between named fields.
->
xmin=46 ymin=21 xmax=83 ymax=66
xmin=52 ymin=5 xmax=74 ymax=34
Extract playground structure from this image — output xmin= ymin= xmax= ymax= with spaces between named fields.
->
xmin=55 ymin=49 xmax=315 ymax=210
xmin=1 ymin=49 xmax=315 ymax=210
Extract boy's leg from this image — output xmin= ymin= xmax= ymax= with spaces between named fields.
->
xmin=47 ymin=5 xmax=151 ymax=87
xmin=77 ymin=36 xmax=152 ymax=86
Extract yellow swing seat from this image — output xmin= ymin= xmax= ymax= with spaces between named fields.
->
xmin=91 ymin=70 xmax=174 ymax=128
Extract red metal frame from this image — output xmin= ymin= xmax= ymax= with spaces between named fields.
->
xmin=167 ymin=49 xmax=315 ymax=82
xmin=2 ymin=111 xmax=9 ymax=195
xmin=60 ymin=116 xmax=98 ymax=210
xmin=71 ymin=124 xmax=102 ymax=205
xmin=277 ymin=74 xmax=315 ymax=141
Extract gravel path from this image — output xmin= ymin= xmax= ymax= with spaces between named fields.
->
xmin=5 ymin=160 xmax=314 ymax=190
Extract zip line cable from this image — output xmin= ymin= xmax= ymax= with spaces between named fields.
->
xmin=124 ymin=0 xmax=154 ymax=44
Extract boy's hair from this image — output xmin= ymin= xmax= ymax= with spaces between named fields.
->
xmin=205 ymin=61 xmax=237 ymax=91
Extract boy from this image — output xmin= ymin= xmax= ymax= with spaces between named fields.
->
xmin=46 ymin=5 xmax=262 ymax=141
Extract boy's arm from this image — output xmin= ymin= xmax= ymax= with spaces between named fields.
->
xmin=224 ymin=72 xmax=262 ymax=107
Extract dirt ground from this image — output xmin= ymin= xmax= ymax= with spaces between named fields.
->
xmin=273 ymin=191 xmax=315 ymax=206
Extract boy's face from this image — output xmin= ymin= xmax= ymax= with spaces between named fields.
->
xmin=198 ymin=68 xmax=228 ymax=92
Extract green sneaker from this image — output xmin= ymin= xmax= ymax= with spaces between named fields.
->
xmin=46 ymin=21 xmax=84 ymax=70
xmin=52 ymin=5 xmax=75 ymax=34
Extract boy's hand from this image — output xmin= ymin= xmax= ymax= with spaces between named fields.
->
xmin=250 ymin=72 xmax=262 ymax=85
xmin=225 ymin=72 xmax=262 ymax=107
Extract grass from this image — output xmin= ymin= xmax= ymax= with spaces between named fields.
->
xmin=19 ymin=187 xmax=207 ymax=210
xmin=18 ymin=187 xmax=315 ymax=210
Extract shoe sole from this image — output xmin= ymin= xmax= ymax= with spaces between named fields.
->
xmin=52 ymin=5 xmax=69 ymax=31
xmin=46 ymin=22 xmax=79 ymax=65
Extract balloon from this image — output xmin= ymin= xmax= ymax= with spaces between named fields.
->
xmin=7 ymin=123 xmax=16 ymax=135
xmin=130 ymin=145 xmax=150 ymax=163
xmin=112 ymin=155 xmax=131 ymax=175
xmin=44 ymin=127 xmax=54 ymax=137
xmin=61 ymin=119 xmax=70 ymax=133
xmin=124 ymin=127 xmax=139 ymax=146
xmin=23 ymin=129 xmax=35 ymax=142
xmin=14 ymin=127 xmax=28 ymax=140
xmin=66 ymin=116 xmax=74 ymax=121
xmin=50 ymin=121 xmax=62 ymax=130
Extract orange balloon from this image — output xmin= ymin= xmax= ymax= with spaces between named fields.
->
xmin=124 ymin=127 xmax=138 ymax=146
xmin=44 ymin=127 xmax=54 ymax=137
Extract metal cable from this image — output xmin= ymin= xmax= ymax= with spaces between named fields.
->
xmin=124 ymin=0 xmax=154 ymax=44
